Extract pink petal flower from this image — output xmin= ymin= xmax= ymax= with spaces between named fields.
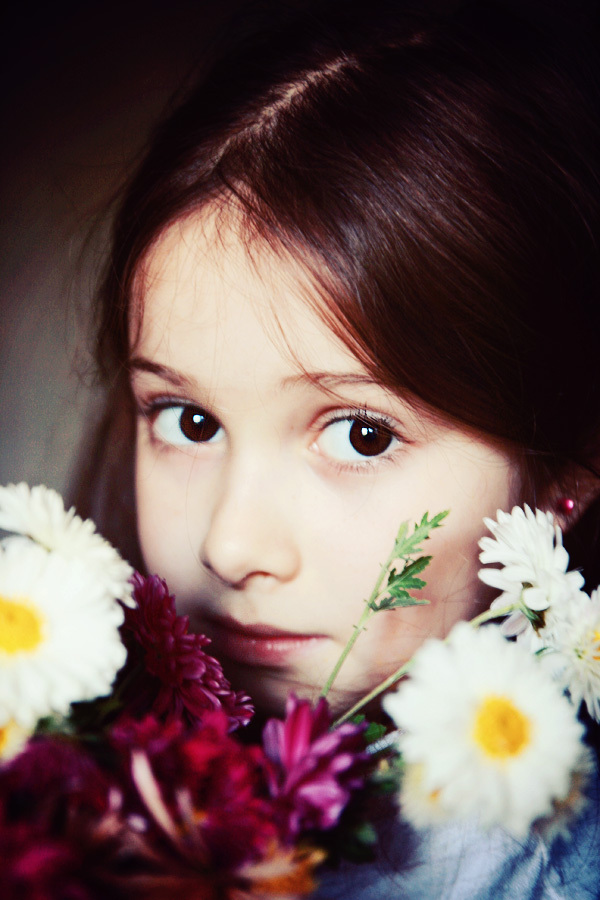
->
xmin=263 ymin=694 xmax=368 ymax=838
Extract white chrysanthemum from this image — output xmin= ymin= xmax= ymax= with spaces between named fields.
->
xmin=478 ymin=506 xmax=584 ymax=636
xmin=383 ymin=622 xmax=584 ymax=837
xmin=0 ymin=538 xmax=127 ymax=728
xmin=539 ymin=589 xmax=600 ymax=723
xmin=0 ymin=483 xmax=134 ymax=606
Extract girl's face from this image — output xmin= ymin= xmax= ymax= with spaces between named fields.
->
xmin=130 ymin=213 xmax=520 ymax=716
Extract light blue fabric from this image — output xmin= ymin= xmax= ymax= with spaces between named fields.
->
xmin=314 ymin=763 xmax=600 ymax=899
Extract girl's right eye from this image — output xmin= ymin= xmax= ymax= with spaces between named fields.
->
xmin=150 ymin=404 xmax=223 ymax=447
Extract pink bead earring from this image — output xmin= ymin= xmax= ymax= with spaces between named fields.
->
xmin=557 ymin=497 xmax=575 ymax=515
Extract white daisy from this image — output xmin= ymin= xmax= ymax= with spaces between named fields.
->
xmin=395 ymin=761 xmax=450 ymax=828
xmin=0 ymin=483 xmax=134 ymax=606
xmin=539 ymin=589 xmax=600 ymax=722
xmin=0 ymin=537 xmax=127 ymax=728
xmin=383 ymin=622 xmax=584 ymax=837
xmin=478 ymin=506 xmax=584 ymax=636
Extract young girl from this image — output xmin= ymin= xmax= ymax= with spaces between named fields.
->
xmin=76 ymin=0 xmax=600 ymax=894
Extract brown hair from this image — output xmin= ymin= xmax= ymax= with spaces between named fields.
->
xmin=76 ymin=0 xmax=600 ymax=583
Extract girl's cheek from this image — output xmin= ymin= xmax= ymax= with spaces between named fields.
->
xmin=135 ymin=454 xmax=187 ymax=574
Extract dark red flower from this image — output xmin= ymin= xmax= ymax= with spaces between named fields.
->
xmin=1 ymin=736 xmax=111 ymax=830
xmin=111 ymin=711 xmax=185 ymax=759
xmin=0 ymin=816 xmax=89 ymax=900
xmin=0 ymin=737 xmax=126 ymax=900
xmin=263 ymin=694 xmax=369 ymax=838
xmin=181 ymin=711 xmax=278 ymax=868
xmin=120 ymin=574 xmax=253 ymax=730
xmin=112 ymin=712 xmax=278 ymax=872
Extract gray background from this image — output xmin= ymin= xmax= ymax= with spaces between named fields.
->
xmin=0 ymin=0 xmax=261 ymax=496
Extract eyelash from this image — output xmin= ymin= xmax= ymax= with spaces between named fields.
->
xmin=136 ymin=397 xmax=405 ymax=470
xmin=137 ymin=397 xmax=222 ymax=449
xmin=315 ymin=407 xmax=404 ymax=471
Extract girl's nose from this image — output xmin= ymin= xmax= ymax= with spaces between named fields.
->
xmin=199 ymin=457 xmax=301 ymax=588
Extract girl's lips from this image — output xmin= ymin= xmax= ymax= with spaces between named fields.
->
xmin=201 ymin=614 xmax=327 ymax=666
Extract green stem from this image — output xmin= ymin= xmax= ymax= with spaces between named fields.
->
xmin=320 ymin=538 xmax=406 ymax=699
xmin=320 ymin=605 xmax=373 ymax=698
xmin=333 ymin=659 xmax=413 ymax=727
xmin=468 ymin=603 xmax=515 ymax=629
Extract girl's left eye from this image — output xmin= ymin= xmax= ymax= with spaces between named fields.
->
xmin=317 ymin=416 xmax=399 ymax=463
xmin=150 ymin=404 xmax=224 ymax=447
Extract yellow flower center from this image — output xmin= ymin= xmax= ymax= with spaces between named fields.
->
xmin=0 ymin=595 xmax=44 ymax=654
xmin=473 ymin=695 xmax=531 ymax=760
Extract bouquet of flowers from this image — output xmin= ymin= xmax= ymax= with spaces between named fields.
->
xmin=0 ymin=485 xmax=598 ymax=898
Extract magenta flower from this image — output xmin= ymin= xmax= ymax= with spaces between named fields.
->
xmin=263 ymin=694 xmax=368 ymax=838
xmin=120 ymin=574 xmax=253 ymax=730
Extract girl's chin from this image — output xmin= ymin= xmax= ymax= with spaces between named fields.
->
xmin=222 ymin=660 xmax=322 ymax=718
xmin=222 ymin=658 xmax=372 ymax=721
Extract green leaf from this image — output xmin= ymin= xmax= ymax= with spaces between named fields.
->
xmin=392 ymin=511 xmax=448 ymax=558
xmin=352 ymin=821 xmax=378 ymax=846
xmin=364 ymin=721 xmax=387 ymax=744
xmin=399 ymin=555 xmax=432 ymax=578
xmin=373 ymin=593 xmax=430 ymax=611
xmin=387 ymin=576 xmax=426 ymax=595
xmin=394 ymin=520 xmax=409 ymax=546
xmin=385 ymin=595 xmax=430 ymax=610
xmin=375 ymin=591 xmax=409 ymax=609
xmin=34 ymin=713 xmax=73 ymax=737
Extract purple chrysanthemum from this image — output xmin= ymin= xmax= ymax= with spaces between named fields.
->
xmin=263 ymin=694 xmax=368 ymax=838
xmin=121 ymin=574 xmax=253 ymax=730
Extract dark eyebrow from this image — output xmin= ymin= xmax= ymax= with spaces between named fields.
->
xmin=128 ymin=356 xmax=196 ymax=391
xmin=130 ymin=359 xmax=381 ymax=390
xmin=129 ymin=358 xmax=388 ymax=402
xmin=281 ymin=371 xmax=383 ymax=390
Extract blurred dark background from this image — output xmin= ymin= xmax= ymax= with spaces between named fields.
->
xmin=0 ymin=0 xmax=257 ymax=493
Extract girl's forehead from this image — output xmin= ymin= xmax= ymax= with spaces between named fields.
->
xmin=136 ymin=209 xmax=306 ymax=319
xmin=130 ymin=209 xmax=366 ymax=378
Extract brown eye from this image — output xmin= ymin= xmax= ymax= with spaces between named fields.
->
xmin=179 ymin=407 xmax=221 ymax=442
xmin=318 ymin=416 xmax=398 ymax=463
xmin=348 ymin=419 xmax=394 ymax=457
xmin=152 ymin=405 xmax=223 ymax=446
